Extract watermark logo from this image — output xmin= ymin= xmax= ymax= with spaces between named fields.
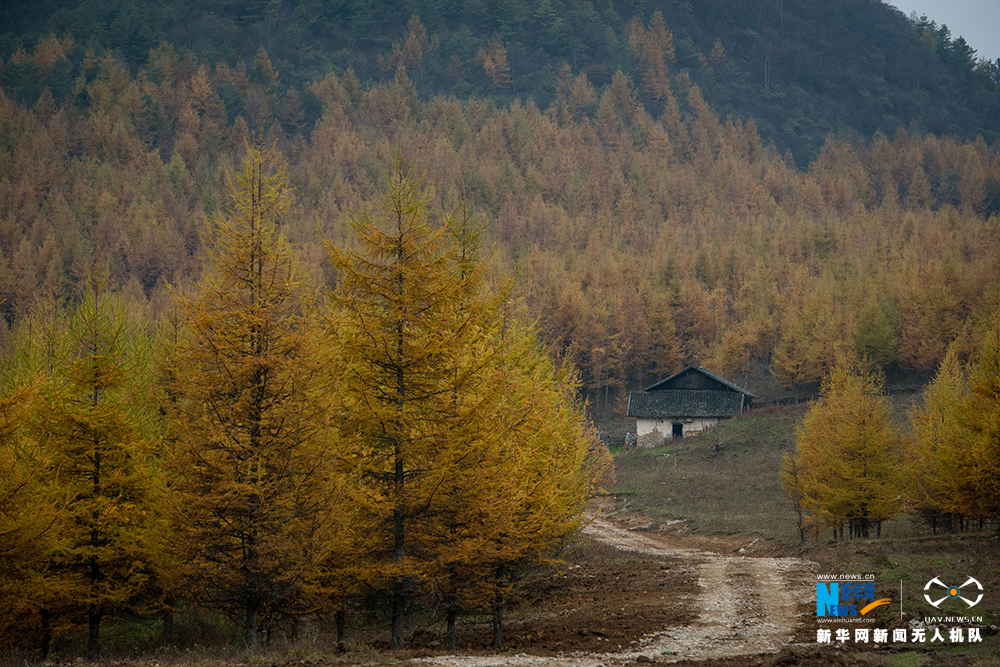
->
xmin=817 ymin=578 xmax=892 ymax=617
xmin=923 ymin=577 xmax=983 ymax=609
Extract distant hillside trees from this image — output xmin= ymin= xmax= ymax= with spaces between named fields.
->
xmin=0 ymin=40 xmax=997 ymax=410
xmin=3 ymin=0 xmax=998 ymax=160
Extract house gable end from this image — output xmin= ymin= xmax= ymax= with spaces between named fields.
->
xmin=650 ymin=367 xmax=727 ymax=391
xmin=644 ymin=366 xmax=755 ymax=397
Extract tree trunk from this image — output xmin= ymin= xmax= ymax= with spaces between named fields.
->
xmin=391 ymin=579 xmax=405 ymax=650
xmin=245 ymin=598 xmax=259 ymax=649
xmin=87 ymin=602 xmax=101 ymax=660
xmin=160 ymin=600 xmax=174 ymax=647
xmin=40 ymin=609 xmax=52 ymax=660
xmin=446 ymin=605 xmax=458 ymax=651
xmin=335 ymin=607 xmax=347 ymax=651
xmin=390 ymin=461 xmax=405 ymax=651
xmin=88 ymin=447 xmax=102 ymax=661
xmin=792 ymin=481 xmax=805 ymax=545
xmin=491 ymin=602 xmax=502 ymax=649
xmin=391 ymin=295 xmax=407 ymax=651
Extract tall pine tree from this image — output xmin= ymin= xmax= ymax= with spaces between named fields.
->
xmin=161 ymin=140 xmax=339 ymax=647
xmin=786 ymin=357 xmax=903 ymax=539
xmin=328 ymin=160 xmax=609 ymax=649
xmin=25 ymin=277 xmax=156 ymax=659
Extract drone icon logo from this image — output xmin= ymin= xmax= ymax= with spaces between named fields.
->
xmin=924 ymin=577 xmax=983 ymax=608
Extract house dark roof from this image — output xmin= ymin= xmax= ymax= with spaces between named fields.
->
xmin=627 ymin=366 xmax=755 ymax=419
xmin=643 ymin=366 xmax=756 ymax=397
xmin=627 ymin=389 xmax=747 ymax=419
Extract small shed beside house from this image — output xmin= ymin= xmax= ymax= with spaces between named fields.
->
xmin=626 ymin=366 xmax=755 ymax=446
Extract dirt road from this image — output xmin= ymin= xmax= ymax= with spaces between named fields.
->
xmin=422 ymin=506 xmax=816 ymax=666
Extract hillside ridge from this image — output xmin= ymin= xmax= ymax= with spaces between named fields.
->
xmin=2 ymin=0 xmax=999 ymax=161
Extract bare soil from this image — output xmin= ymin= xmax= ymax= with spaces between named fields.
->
xmin=420 ymin=497 xmax=817 ymax=666
xmin=405 ymin=549 xmax=698 ymax=655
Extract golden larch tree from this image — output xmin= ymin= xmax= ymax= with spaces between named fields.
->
xmin=786 ymin=357 xmax=903 ymax=539
xmin=328 ymin=157 xmax=479 ymax=650
xmin=479 ymin=331 xmax=608 ymax=647
xmin=908 ymin=350 xmax=980 ymax=529
xmin=24 ymin=278 xmax=157 ymax=659
xmin=328 ymin=160 xmax=609 ymax=650
xmin=0 ymin=383 xmax=65 ymax=654
xmin=161 ymin=140 xmax=339 ymax=648
xmin=963 ymin=321 xmax=1000 ymax=523
xmin=422 ymin=211 xmax=609 ymax=650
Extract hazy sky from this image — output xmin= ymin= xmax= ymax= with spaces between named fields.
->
xmin=889 ymin=0 xmax=1000 ymax=61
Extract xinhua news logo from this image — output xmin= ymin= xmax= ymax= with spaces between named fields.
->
xmin=817 ymin=580 xmax=891 ymax=618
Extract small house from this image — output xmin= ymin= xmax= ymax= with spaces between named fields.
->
xmin=626 ymin=366 xmax=755 ymax=445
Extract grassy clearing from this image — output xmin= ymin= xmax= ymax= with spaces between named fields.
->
xmin=613 ymin=404 xmax=808 ymax=543
xmin=612 ymin=395 xmax=931 ymax=544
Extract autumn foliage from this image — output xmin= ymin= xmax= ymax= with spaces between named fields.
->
xmin=0 ymin=29 xmax=999 ymax=657
xmin=0 ymin=142 xmax=608 ymax=655
xmin=0 ymin=42 xmax=997 ymax=415
xmin=908 ymin=320 xmax=1000 ymax=529
xmin=785 ymin=324 xmax=1000 ymax=541
xmin=159 ymin=143 xmax=338 ymax=648
xmin=782 ymin=358 xmax=903 ymax=540
xmin=326 ymin=158 xmax=599 ymax=649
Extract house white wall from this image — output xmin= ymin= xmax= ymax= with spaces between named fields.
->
xmin=636 ymin=417 xmax=720 ymax=446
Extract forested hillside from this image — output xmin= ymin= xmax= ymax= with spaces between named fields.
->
xmin=0 ymin=38 xmax=998 ymax=412
xmin=3 ymin=1 xmax=1000 ymax=659
xmin=1 ymin=0 xmax=999 ymax=160
xmin=1 ymin=3 xmax=1000 ymax=659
